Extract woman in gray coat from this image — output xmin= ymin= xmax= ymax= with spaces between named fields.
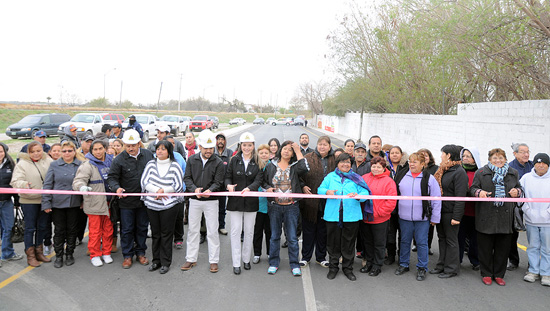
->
xmin=42 ymin=141 xmax=83 ymax=268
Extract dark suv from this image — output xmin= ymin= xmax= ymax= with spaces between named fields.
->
xmin=6 ymin=113 xmax=71 ymax=139
xmin=208 ymin=116 xmax=219 ymax=129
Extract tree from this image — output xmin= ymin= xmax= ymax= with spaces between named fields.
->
xmin=291 ymin=81 xmax=332 ymax=116
xmin=46 ymin=96 xmax=51 ymax=104
xmin=86 ymin=97 xmax=110 ymax=108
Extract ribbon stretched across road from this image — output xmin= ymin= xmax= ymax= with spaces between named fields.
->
xmin=1 ymin=187 xmax=550 ymax=203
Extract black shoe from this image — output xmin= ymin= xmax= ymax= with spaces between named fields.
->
xmin=282 ymin=241 xmax=288 ymax=248
xmin=149 ymin=263 xmax=161 ymax=271
xmin=243 ymin=262 xmax=251 ymax=270
xmin=200 ymin=235 xmax=206 ymax=244
xmin=159 ymin=266 xmax=170 ymax=274
xmin=54 ymin=256 xmax=63 ymax=268
xmin=472 ymin=264 xmax=480 ymax=271
xmin=417 ymin=268 xmax=426 ymax=281
xmin=360 ymin=265 xmax=373 ymax=274
xmin=327 ymin=270 xmax=338 ymax=280
xmin=412 ymin=245 xmax=417 ymax=252
xmin=429 ymin=268 xmax=444 ymax=274
xmin=384 ymin=257 xmax=395 ymax=265
xmin=507 ymin=263 xmax=518 ymax=271
xmin=369 ymin=268 xmax=381 ymax=277
xmin=233 ymin=267 xmax=241 ymax=275
xmin=428 ymin=249 xmax=434 ymax=256
xmin=395 ymin=265 xmax=409 ymax=275
xmin=438 ymin=272 xmax=457 ymax=278
xmin=65 ymin=254 xmax=75 ymax=266
xmin=344 ymin=271 xmax=356 ymax=281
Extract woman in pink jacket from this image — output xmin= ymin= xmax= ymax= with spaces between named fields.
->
xmin=360 ymin=156 xmax=397 ymax=276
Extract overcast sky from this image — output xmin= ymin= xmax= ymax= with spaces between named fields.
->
xmin=0 ymin=0 xmax=360 ymax=107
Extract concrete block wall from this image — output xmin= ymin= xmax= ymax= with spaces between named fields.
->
xmin=316 ymin=100 xmax=550 ymax=165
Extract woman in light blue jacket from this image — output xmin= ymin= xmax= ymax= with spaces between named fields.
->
xmin=318 ymin=153 xmax=372 ymax=281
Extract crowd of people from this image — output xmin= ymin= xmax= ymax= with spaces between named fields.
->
xmin=0 ymin=123 xmax=549 ymax=288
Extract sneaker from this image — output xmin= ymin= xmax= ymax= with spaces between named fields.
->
xmin=524 ymin=272 xmax=540 ymax=283
xmin=267 ymin=266 xmax=278 ymax=275
xmin=416 ymin=268 xmax=427 ymax=281
xmin=102 ymin=255 xmax=113 ymax=264
xmin=541 ymin=275 xmax=550 ymax=286
xmin=219 ymin=228 xmax=228 ymax=235
xmin=412 ymin=245 xmax=417 ymax=252
xmin=292 ymin=268 xmax=302 ymax=276
xmin=5 ymin=253 xmax=24 ymax=261
xmin=316 ymin=260 xmax=329 ymax=268
xmin=43 ymin=245 xmax=53 ymax=256
xmin=395 ymin=265 xmax=410 ymax=275
xmin=299 ymin=260 xmax=309 ymax=267
xmin=252 ymin=256 xmax=260 ymax=264
xmin=175 ymin=241 xmax=183 ymax=249
xmin=91 ymin=256 xmax=103 ymax=267
xmin=356 ymin=252 xmax=363 ymax=259
xmin=282 ymin=241 xmax=288 ymax=248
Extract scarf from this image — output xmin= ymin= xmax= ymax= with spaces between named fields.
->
xmin=488 ymin=162 xmax=509 ymax=207
xmin=462 ymin=163 xmax=477 ymax=171
xmin=335 ymin=168 xmax=373 ymax=227
xmin=185 ymin=142 xmax=196 ymax=156
xmin=433 ymin=160 xmax=462 ymax=195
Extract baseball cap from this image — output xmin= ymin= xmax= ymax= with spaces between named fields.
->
xmin=68 ymin=124 xmax=78 ymax=132
xmin=122 ymin=129 xmax=141 ymax=145
xmin=113 ymin=123 xmax=122 ymax=128
xmin=34 ymin=130 xmax=47 ymax=137
xmin=157 ymin=125 xmax=171 ymax=133
xmin=354 ymin=143 xmax=367 ymax=151
xmin=83 ymin=134 xmax=94 ymax=142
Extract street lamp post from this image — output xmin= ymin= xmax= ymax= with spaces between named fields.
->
xmin=103 ymin=68 xmax=117 ymax=99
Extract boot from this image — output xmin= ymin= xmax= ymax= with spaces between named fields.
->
xmin=65 ymin=254 xmax=75 ymax=266
xmin=35 ymin=245 xmax=52 ymax=263
xmin=111 ymin=237 xmax=118 ymax=253
xmin=26 ymin=247 xmax=41 ymax=267
xmin=54 ymin=256 xmax=63 ymax=268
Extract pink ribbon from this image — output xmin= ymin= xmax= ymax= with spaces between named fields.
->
xmin=2 ymin=187 xmax=550 ymax=203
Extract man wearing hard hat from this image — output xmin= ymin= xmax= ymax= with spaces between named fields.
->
xmin=181 ymin=130 xmax=225 ymax=273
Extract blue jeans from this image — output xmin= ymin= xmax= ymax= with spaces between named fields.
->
xmin=21 ymin=204 xmax=49 ymax=251
xmin=526 ymin=224 xmax=550 ymax=276
xmin=120 ymin=206 xmax=149 ymax=258
xmin=1 ymin=200 xmax=16 ymax=259
xmin=399 ymin=219 xmax=430 ymax=269
xmin=268 ymin=202 xmax=300 ymax=269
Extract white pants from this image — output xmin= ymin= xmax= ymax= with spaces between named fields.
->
xmin=228 ymin=211 xmax=257 ymax=267
xmin=186 ymin=199 xmax=220 ymax=263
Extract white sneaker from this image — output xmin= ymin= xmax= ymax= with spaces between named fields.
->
xmin=542 ymin=275 xmax=550 ymax=286
xmin=102 ymin=255 xmax=113 ymax=264
xmin=524 ymin=272 xmax=540 ymax=283
xmin=299 ymin=260 xmax=309 ymax=267
xmin=43 ymin=245 xmax=53 ymax=256
xmin=316 ymin=260 xmax=329 ymax=268
xmin=91 ymin=256 xmax=103 ymax=267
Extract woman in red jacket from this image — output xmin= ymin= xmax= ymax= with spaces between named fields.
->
xmin=360 ymin=156 xmax=397 ymax=276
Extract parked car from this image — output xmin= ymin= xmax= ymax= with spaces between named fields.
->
xmin=58 ymin=113 xmax=117 ymax=139
xmin=189 ymin=115 xmax=213 ymax=131
xmin=271 ymin=117 xmax=293 ymax=126
xmin=102 ymin=113 xmax=125 ymax=124
xmin=158 ymin=115 xmax=189 ymax=136
xmin=208 ymin=116 xmax=219 ymax=129
xmin=121 ymin=114 xmax=159 ymax=142
xmin=293 ymin=117 xmax=305 ymax=126
xmin=6 ymin=113 xmax=71 ymax=139
xmin=265 ymin=117 xmax=276 ymax=124
xmin=253 ymin=118 xmax=265 ymax=125
xmin=229 ymin=118 xmax=246 ymax=125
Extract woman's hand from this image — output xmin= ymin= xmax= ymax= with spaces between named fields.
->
xmin=201 ymin=189 xmax=211 ymax=198
xmin=302 ymin=186 xmax=312 ymax=195
xmin=509 ymin=188 xmax=519 ymax=198
xmin=155 ymin=188 xmax=165 ymax=200
xmin=241 ymin=187 xmax=250 ymax=194
xmin=227 ymin=184 xmax=237 ymax=192
xmin=347 ymin=192 xmax=357 ymax=198
xmin=451 ymin=219 xmax=460 ymax=226
xmin=44 ymin=209 xmax=52 ymax=213
xmin=326 ymin=190 xmax=337 ymax=195
xmin=479 ymin=190 xmax=492 ymax=198
xmin=266 ymin=188 xmax=275 ymax=193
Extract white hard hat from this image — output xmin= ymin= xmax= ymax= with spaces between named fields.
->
xmin=239 ymin=132 xmax=255 ymax=143
xmin=122 ymin=129 xmax=141 ymax=145
xmin=157 ymin=125 xmax=171 ymax=133
xmin=198 ymin=129 xmax=216 ymax=148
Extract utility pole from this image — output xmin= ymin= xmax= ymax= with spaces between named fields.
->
xmin=157 ymin=82 xmax=163 ymax=112
xmin=119 ymin=80 xmax=123 ymax=108
xmin=178 ymin=74 xmax=182 ymax=112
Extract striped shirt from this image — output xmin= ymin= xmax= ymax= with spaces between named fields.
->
xmin=140 ymin=159 xmax=184 ymax=211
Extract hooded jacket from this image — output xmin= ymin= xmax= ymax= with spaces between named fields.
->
xmin=300 ymin=148 xmax=336 ymax=223
xmin=42 ymin=158 xmax=83 ymax=210
xmin=520 ymin=167 xmax=550 ymax=227
xmin=10 ymin=152 xmax=53 ymax=204
xmin=362 ymin=169 xmax=397 ymax=224
xmin=0 ymin=157 xmax=19 ymax=205
xmin=72 ymin=153 xmax=113 ymax=215
xmin=397 ymin=170 xmax=442 ymax=223
xmin=61 ymin=126 xmax=81 ymax=149
xmin=461 ymin=147 xmax=482 ymax=217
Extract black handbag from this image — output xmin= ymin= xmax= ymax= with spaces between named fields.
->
xmin=11 ymin=206 xmax=25 ymax=243
xmin=109 ymin=197 xmax=120 ymax=223
xmin=513 ymin=205 xmax=526 ymax=232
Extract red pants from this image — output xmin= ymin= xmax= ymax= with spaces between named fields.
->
xmin=87 ymin=214 xmax=113 ymax=258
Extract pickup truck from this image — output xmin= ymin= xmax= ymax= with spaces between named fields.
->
xmin=58 ymin=113 xmax=118 ymax=138
xmin=189 ymin=115 xmax=213 ymax=132
xmin=122 ymin=114 xmax=159 ymax=142
xmin=158 ymin=115 xmax=190 ymax=136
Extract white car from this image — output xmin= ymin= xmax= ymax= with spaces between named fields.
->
xmin=229 ymin=118 xmax=246 ymax=125
xmin=158 ymin=115 xmax=189 ymax=136
xmin=271 ymin=117 xmax=293 ymax=126
xmin=122 ymin=114 xmax=159 ymax=142
xmin=57 ymin=113 xmax=117 ymax=138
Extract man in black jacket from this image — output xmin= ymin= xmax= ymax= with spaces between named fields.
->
xmin=215 ymin=133 xmax=233 ymax=235
xmin=299 ymin=133 xmax=314 ymax=156
xmin=366 ymin=135 xmax=385 ymax=162
xmin=107 ymin=129 xmax=154 ymax=269
xmin=181 ymin=130 xmax=225 ymax=273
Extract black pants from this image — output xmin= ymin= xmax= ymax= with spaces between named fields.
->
xmin=458 ymin=215 xmax=479 ymax=265
xmin=477 ymin=231 xmax=512 ymax=278
xmin=147 ymin=206 xmax=178 ymax=267
xmin=253 ymin=212 xmax=271 ymax=256
xmin=44 ymin=213 xmax=53 ymax=246
xmin=218 ymin=196 xmax=226 ymax=229
xmin=326 ymin=221 xmax=359 ymax=273
xmin=52 ymin=207 xmax=79 ymax=257
xmin=508 ymin=230 xmax=520 ymax=266
xmin=76 ymin=208 xmax=88 ymax=242
xmin=301 ymin=212 xmax=327 ymax=262
xmin=435 ymin=213 xmax=460 ymax=274
xmin=361 ymin=220 xmax=388 ymax=269
xmin=386 ymin=213 xmax=400 ymax=259
xmin=173 ymin=202 xmax=185 ymax=243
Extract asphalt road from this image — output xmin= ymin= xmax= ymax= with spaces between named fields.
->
xmin=0 ymin=125 xmax=547 ymax=311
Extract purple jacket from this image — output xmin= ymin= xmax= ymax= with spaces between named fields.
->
xmin=397 ymin=171 xmax=442 ymax=223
